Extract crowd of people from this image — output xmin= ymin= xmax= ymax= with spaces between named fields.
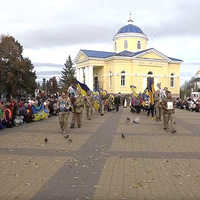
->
xmin=1 ymin=82 xmax=198 ymax=135
xmin=176 ymin=97 xmax=200 ymax=112
xmin=0 ymin=93 xmax=58 ymax=129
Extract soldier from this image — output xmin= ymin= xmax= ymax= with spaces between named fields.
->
xmin=114 ymin=93 xmax=121 ymax=112
xmin=70 ymin=89 xmax=84 ymax=128
xmin=57 ymin=91 xmax=71 ymax=134
xmin=162 ymin=91 xmax=176 ymax=133
xmin=84 ymin=90 xmax=94 ymax=120
xmin=161 ymin=87 xmax=168 ymax=130
xmin=154 ymin=83 xmax=162 ymax=122
xmin=100 ymin=92 xmax=105 ymax=116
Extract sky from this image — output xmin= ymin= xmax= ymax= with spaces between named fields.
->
xmin=0 ymin=0 xmax=200 ymax=85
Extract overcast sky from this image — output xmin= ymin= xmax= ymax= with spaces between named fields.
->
xmin=0 ymin=0 xmax=200 ymax=85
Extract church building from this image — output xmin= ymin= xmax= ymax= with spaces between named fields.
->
xmin=74 ymin=17 xmax=183 ymax=96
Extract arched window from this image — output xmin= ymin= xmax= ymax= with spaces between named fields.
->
xmin=124 ymin=40 xmax=128 ymax=49
xmin=137 ymin=41 xmax=141 ymax=49
xmin=109 ymin=71 xmax=112 ymax=87
xmin=148 ymin=71 xmax=153 ymax=75
xmin=170 ymin=73 xmax=175 ymax=87
xmin=121 ymin=71 xmax=126 ymax=87
xmin=114 ymin=42 xmax=117 ymax=51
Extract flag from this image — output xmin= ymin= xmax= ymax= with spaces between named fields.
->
xmin=32 ymin=104 xmax=49 ymax=121
xmin=99 ymin=88 xmax=107 ymax=95
xmin=92 ymin=90 xmax=99 ymax=95
xmin=108 ymin=94 xmax=115 ymax=110
xmin=131 ymin=90 xmax=138 ymax=98
xmin=76 ymin=80 xmax=90 ymax=96
xmin=148 ymin=78 xmax=155 ymax=104
xmin=130 ymin=85 xmax=137 ymax=91
xmin=142 ymin=87 xmax=149 ymax=100
xmin=93 ymin=94 xmax=101 ymax=111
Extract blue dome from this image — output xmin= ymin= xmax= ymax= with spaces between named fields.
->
xmin=117 ymin=24 xmax=144 ymax=34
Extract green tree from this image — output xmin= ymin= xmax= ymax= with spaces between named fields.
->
xmin=59 ymin=55 xmax=76 ymax=88
xmin=0 ymin=34 xmax=37 ymax=99
xmin=51 ymin=76 xmax=58 ymax=94
xmin=180 ymin=76 xmax=195 ymax=99
xmin=47 ymin=76 xmax=58 ymax=94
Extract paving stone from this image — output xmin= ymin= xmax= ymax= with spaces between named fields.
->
xmin=0 ymin=108 xmax=200 ymax=199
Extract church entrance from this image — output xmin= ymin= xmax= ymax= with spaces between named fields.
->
xmin=94 ymin=76 xmax=98 ymax=90
xmin=147 ymin=71 xmax=154 ymax=89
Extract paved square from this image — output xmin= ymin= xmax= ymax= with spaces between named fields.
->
xmin=0 ymin=155 xmax=67 ymax=200
xmin=0 ymin=108 xmax=200 ymax=199
xmin=0 ymin=132 xmax=91 ymax=151
xmin=110 ymin=135 xmax=200 ymax=152
xmin=93 ymin=157 xmax=200 ymax=200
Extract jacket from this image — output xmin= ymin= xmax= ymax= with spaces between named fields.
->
xmin=84 ymin=95 xmax=94 ymax=107
xmin=72 ymin=95 xmax=84 ymax=113
xmin=57 ymin=96 xmax=71 ymax=112
xmin=162 ymin=96 xmax=176 ymax=114
xmin=154 ymin=90 xmax=162 ymax=107
xmin=4 ymin=108 xmax=12 ymax=122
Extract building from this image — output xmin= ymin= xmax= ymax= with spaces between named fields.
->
xmin=193 ymin=69 xmax=200 ymax=91
xmin=74 ymin=17 xmax=183 ymax=96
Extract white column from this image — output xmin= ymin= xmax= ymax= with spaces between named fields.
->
xmin=88 ymin=65 xmax=93 ymax=91
xmin=85 ymin=66 xmax=89 ymax=86
xmin=143 ymin=76 xmax=147 ymax=91
xmin=76 ymin=68 xmax=80 ymax=81
xmin=79 ymin=68 xmax=84 ymax=83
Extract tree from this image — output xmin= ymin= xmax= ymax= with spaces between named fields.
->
xmin=180 ymin=76 xmax=195 ymax=99
xmin=47 ymin=76 xmax=58 ymax=94
xmin=0 ymin=34 xmax=37 ymax=99
xmin=20 ymin=57 xmax=37 ymax=95
xmin=59 ymin=55 xmax=76 ymax=88
xmin=51 ymin=76 xmax=58 ymax=94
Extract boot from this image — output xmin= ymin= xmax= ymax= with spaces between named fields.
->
xmin=59 ymin=121 xmax=64 ymax=132
xmin=70 ymin=124 xmax=74 ymax=128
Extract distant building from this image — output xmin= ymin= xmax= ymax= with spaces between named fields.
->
xmin=193 ymin=69 xmax=200 ymax=90
xmin=74 ymin=17 xmax=183 ymax=96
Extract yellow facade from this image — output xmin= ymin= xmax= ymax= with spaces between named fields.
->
xmin=75 ymin=19 xmax=182 ymax=97
xmin=113 ymin=37 xmax=147 ymax=52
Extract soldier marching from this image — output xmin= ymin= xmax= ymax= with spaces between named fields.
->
xmin=54 ymin=81 xmax=178 ymax=138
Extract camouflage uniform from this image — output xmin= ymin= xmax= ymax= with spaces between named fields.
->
xmin=154 ymin=90 xmax=162 ymax=121
xmin=57 ymin=95 xmax=71 ymax=134
xmin=100 ymin=93 xmax=105 ymax=116
xmin=70 ymin=94 xmax=84 ymax=128
xmin=162 ymin=96 xmax=176 ymax=133
xmin=84 ymin=94 xmax=94 ymax=120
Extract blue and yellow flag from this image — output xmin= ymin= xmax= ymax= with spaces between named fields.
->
xmin=108 ymin=94 xmax=115 ymax=110
xmin=76 ymin=80 xmax=90 ymax=96
xmin=131 ymin=90 xmax=138 ymax=98
xmin=148 ymin=78 xmax=155 ymax=104
xmin=130 ymin=85 xmax=137 ymax=91
xmin=93 ymin=94 xmax=101 ymax=110
xmin=142 ymin=87 xmax=149 ymax=100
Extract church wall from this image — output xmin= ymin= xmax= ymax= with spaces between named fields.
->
xmin=76 ymin=61 xmax=90 ymax=69
xmin=104 ymin=59 xmax=135 ymax=93
xmin=114 ymin=37 xmax=147 ymax=52
xmin=76 ymin=58 xmax=181 ymax=96
xmin=167 ymin=63 xmax=180 ymax=96
xmin=141 ymin=52 xmax=164 ymax=60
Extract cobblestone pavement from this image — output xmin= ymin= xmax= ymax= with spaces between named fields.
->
xmin=0 ymin=108 xmax=200 ymax=200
